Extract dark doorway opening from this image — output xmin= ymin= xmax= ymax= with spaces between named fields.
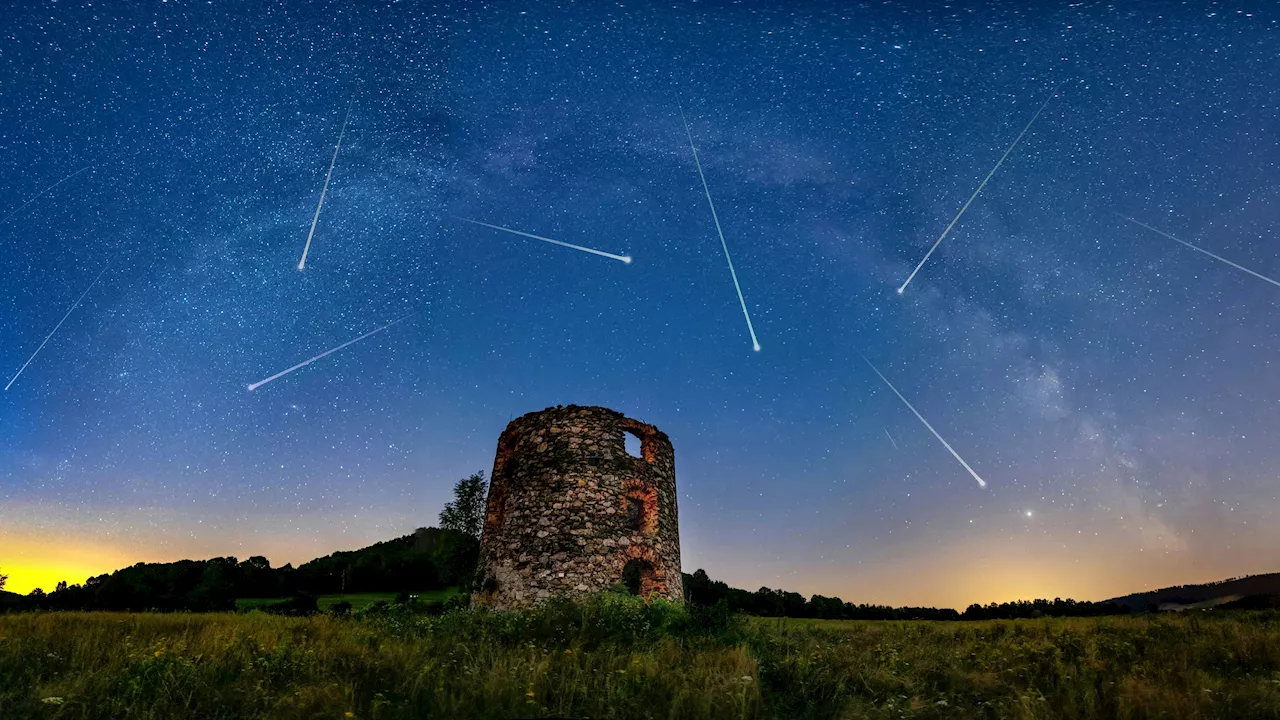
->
xmin=621 ymin=558 xmax=655 ymax=596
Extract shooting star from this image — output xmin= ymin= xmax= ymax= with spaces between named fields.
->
xmin=6 ymin=265 xmax=109 ymax=391
xmin=247 ymin=315 xmax=410 ymax=392
xmin=884 ymin=427 xmax=899 ymax=450
xmin=679 ymin=105 xmax=761 ymax=352
xmin=860 ymin=353 xmax=987 ymax=488
xmin=898 ymin=89 xmax=1057 ymax=294
xmin=454 ymin=217 xmax=631 ymax=263
xmin=298 ymin=96 xmax=356 ymax=271
xmin=1117 ymin=214 xmax=1280 ymax=290
xmin=0 ymin=166 xmax=91 ymax=227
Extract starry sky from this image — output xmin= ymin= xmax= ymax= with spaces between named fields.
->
xmin=2 ymin=1 xmax=1278 ymax=607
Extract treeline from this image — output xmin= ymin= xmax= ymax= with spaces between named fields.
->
xmin=3 ymin=526 xmax=478 ymax=613
xmin=682 ymin=569 xmax=1132 ymax=620
xmin=1 ymin=474 xmax=490 ymax=614
xmin=959 ymin=597 xmax=1131 ymax=620
xmin=12 ymin=556 xmax=288 ymax=613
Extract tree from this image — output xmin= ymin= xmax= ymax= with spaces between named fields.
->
xmin=433 ymin=472 xmax=489 ymax=592
xmin=238 ymin=556 xmax=276 ymax=597
xmin=439 ymin=472 xmax=488 ymax=541
xmin=55 ymin=580 xmax=68 ymax=592
xmin=0 ymin=567 xmax=6 ymax=592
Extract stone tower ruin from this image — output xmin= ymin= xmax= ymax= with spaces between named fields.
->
xmin=474 ymin=405 xmax=683 ymax=608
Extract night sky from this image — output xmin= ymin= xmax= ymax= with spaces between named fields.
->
xmin=2 ymin=2 xmax=1278 ymax=607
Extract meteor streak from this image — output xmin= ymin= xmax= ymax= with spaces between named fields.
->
xmin=0 ymin=166 xmax=91 ymax=227
xmin=247 ymin=315 xmax=409 ymax=392
xmin=897 ymin=90 xmax=1057 ymax=294
xmin=454 ymin=217 xmax=631 ymax=264
xmin=6 ymin=265 xmax=109 ymax=391
xmin=860 ymin=353 xmax=987 ymax=488
xmin=884 ymin=427 xmax=899 ymax=450
xmin=678 ymin=105 xmax=761 ymax=352
xmin=298 ymin=96 xmax=356 ymax=271
xmin=1116 ymin=214 xmax=1280 ymax=290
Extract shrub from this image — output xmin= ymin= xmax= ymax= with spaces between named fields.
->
xmin=687 ymin=599 xmax=746 ymax=638
xmin=262 ymin=594 xmax=318 ymax=616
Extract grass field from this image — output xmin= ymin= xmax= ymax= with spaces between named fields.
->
xmin=2 ymin=595 xmax=1279 ymax=719
xmin=234 ymin=588 xmax=460 ymax=612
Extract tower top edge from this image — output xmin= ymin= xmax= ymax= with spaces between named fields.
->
xmin=504 ymin=405 xmax=666 ymax=435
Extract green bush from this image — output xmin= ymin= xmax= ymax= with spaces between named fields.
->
xmin=261 ymin=594 xmax=317 ymax=616
xmin=688 ymin=599 xmax=747 ymax=638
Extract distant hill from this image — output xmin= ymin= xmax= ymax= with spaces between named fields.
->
xmin=293 ymin=526 xmax=476 ymax=594
xmin=1107 ymin=573 xmax=1280 ymax=611
xmin=1215 ymin=594 xmax=1280 ymax=611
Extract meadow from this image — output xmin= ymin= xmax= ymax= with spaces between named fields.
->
xmin=1 ymin=593 xmax=1279 ymax=719
xmin=234 ymin=589 xmax=461 ymax=613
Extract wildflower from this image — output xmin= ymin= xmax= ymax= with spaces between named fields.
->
xmin=345 ymin=713 xmax=355 ymax=718
xmin=526 ymin=691 xmax=535 ymax=698
xmin=564 ymin=649 xmax=572 ymax=654
xmin=41 ymin=697 xmax=65 ymax=705
xmin=154 ymin=651 xmax=162 ymax=658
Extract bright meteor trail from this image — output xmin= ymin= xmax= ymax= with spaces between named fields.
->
xmin=1117 ymin=214 xmax=1280 ymax=290
xmin=6 ymin=265 xmax=108 ymax=391
xmin=860 ymin=353 xmax=988 ymax=488
xmin=247 ymin=315 xmax=409 ymax=392
xmin=0 ymin=166 xmax=90 ymax=227
xmin=897 ymin=90 xmax=1056 ymax=295
xmin=454 ymin=217 xmax=632 ymax=263
xmin=679 ymin=105 xmax=761 ymax=352
xmin=298 ymin=97 xmax=355 ymax=271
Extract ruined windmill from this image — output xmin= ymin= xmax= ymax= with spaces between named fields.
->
xmin=473 ymin=405 xmax=683 ymax=608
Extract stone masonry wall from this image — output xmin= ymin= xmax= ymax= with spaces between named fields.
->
xmin=474 ymin=405 xmax=683 ymax=609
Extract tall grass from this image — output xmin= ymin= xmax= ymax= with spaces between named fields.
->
xmin=1 ymin=595 xmax=1278 ymax=719
xmin=750 ymin=614 xmax=1280 ymax=718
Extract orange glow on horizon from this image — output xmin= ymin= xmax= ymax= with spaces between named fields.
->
xmin=0 ymin=537 xmax=136 ymax=595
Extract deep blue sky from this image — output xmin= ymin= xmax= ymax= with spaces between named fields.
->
xmin=2 ymin=1 xmax=1277 ymax=605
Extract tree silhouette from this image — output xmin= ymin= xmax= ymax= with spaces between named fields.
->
xmin=439 ymin=472 xmax=488 ymax=541
xmin=0 ymin=567 xmax=7 ymax=592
